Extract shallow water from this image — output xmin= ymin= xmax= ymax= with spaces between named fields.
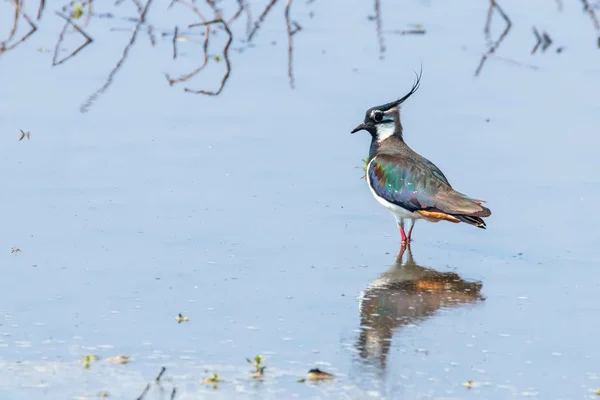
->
xmin=1 ymin=0 xmax=600 ymax=398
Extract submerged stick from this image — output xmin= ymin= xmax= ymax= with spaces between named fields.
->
xmin=52 ymin=12 xmax=94 ymax=66
xmin=184 ymin=18 xmax=233 ymax=95
xmin=80 ymin=0 xmax=154 ymax=112
xmin=155 ymin=367 xmax=166 ymax=384
xmin=475 ymin=0 xmax=512 ymax=76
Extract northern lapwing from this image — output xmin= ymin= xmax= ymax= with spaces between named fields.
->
xmin=351 ymin=73 xmax=491 ymax=244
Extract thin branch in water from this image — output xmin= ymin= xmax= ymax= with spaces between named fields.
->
xmin=80 ymin=0 xmax=154 ymax=112
xmin=228 ymin=0 xmax=245 ymax=25
xmin=531 ymin=26 xmax=542 ymax=54
xmin=0 ymin=2 xmax=38 ymax=56
xmin=135 ymin=384 xmax=150 ymax=400
xmin=6 ymin=0 xmax=20 ymax=44
xmin=284 ymin=0 xmax=298 ymax=88
xmin=185 ymin=18 xmax=233 ymax=96
xmin=541 ymin=31 xmax=553 ymax=51
xmin=166 ymin=0 xmax=209 ymax=86
xmin=170 ymin=387 xmax=177 ymax=400
xmin=475 ymin=0 xmax=512 ymax=76
xmin=173 ymin=25 xmax=179 ymax=59
xmin=155 ymin=366 xmax=166 ymax=384
xmin=38 ymin=0 xmax=46 ymax=20
xmin=147 ymin=24 xmax=156 ymax=46
xmin=52 ymin=12 xmax=94 ymax=66
xmin=248 ymin=0 xmax=278 ymax=42
xmin=130 ymin=0 xmax=143 ymax=13
xmin=374 ymin=0 xmax=385 ymax=58
xmin=244 ymin=0 xmax=252 ymax=36
xmin=484 ymin=0 xmax=493 ymax=36
xmin=581 ymin=0 xmax=600 ymax=47
xmin=384 ymin=29 xmax=426 ymax=35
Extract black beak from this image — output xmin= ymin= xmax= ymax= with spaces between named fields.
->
xmin=351 ymin=123 xmax=367 ymax=134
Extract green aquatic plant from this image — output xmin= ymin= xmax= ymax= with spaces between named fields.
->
xmin=246 ymin=355 xmax=266 ymax=378
xmin=200 ymin=373 xmax=220 ymax=388
xmin=72 ymin=3 xmax=83 ymax=19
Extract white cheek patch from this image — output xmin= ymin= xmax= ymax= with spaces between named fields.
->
xmin=375 ymin=121 xmax=395 ymax=143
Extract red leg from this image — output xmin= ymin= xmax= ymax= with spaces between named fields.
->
xmin=407 ymin=220 xmax=415 ymax=242
xmin=399 ymin=224 xmax=407 ymax=244
xmin=396 ymin=242 xmax=408 ymax=262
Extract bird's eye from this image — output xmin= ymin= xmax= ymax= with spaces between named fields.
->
xmin=373 ymin=111 xmax=383 ymax=122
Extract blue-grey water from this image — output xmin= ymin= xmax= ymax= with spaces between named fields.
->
xmin=1 ymin=0 xmax=600 ymax=399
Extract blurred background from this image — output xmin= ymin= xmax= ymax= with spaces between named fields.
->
xmin=1 ymin=0 xmax=600 ymax=398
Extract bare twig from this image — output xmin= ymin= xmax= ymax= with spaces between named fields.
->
xmin=374 ymin=0 xmax=385 ymax=58
xmin=228 ymin=0 xmax=245 ymax=24
xmin=173 ymin=25 xmax=179 ymax=59
xmin=541 ymin=31 xmax=553 ymax=51
xmin=184 ymin=18 xmax=232 ymax=95
xmin=284 ymin=0 xmax=297 ymax=88
xmin=384 ymin=29 xmax=426 ymax=35
xmin=147 ymin=24 xmax=156 ymax=46
xmin=581 ymin=0 xmax=600 ymax=47
xmin=475 ymin=0 xmax=512 ymax=76
xmin=0 ymin=2 xmax=38 ymax=56
xmin=170 ymin=388 xmax=177 ymax=400
xmin=531 ymin=26 xmax=542 ymax=54
xmin=6 ymin=0 xmax=20 ymax=44
xmin=52 ymin=12 xmax=94 ymax=66
xmin=135 ymin=384 xmax=150 ymax=400
xmin=155 ymin=366 xmax=166 ymax=383
xmin=80 ymin=0 xmax=154 ymax=112
xmin=484 ymin=1 xmax=493 ymax=36
xmin=166 ymin=0 xmax=210 ymax=86
xmin=38 ymin=0 xmax=46 ymax=20
xmin=248 ymin=0 xmax=278 ymax=42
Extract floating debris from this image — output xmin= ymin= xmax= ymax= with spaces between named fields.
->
xmin=593 ymin=388 xmax=600 ymax=395
xmin=464 ymin=380 xmax=474 ymax=389
xmin=176 ymin=313 xmax=188 ymax=323
xmin=307 ymin=368 xmax=334 ymax=381
xmin=200 ymin=373 xmax=220 ymax=388
xmin=97 ymin=391 xmax=109 ymax=398
xmin=107 ymin=355 xmax=130 ymax=364
xmin=246 ymin=355 xmax=266 ymax=379
xmin=10 ymin=247 xmax=21 ymax=254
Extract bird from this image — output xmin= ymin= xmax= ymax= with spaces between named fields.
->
xmin=351 ymin=72 xmax=491 ymax=245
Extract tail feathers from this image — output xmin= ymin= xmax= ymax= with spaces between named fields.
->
xmin=453 ymin=214 xmax=487 ymax=229
xmin=435 ymin=190 xmax=492 ymax=218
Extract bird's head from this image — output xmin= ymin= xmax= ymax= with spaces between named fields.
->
xmin=351 ymin=71 xmax=421 ymax=143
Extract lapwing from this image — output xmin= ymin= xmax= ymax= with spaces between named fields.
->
xmin=351 ymin=73 xmax=491 ymax=244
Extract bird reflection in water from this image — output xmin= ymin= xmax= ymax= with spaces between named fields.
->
xmin=356 ymin=243 xmax=484 ymax=369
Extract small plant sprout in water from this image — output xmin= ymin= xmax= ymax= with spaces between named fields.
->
xmin=81 ymin=354 xmax=99 ymax=369
xmin=72 ymin=3 xmax=84 ymax=19
xmin=200 ymin=373 xmax=220 ymax=388
xmin=19 ymin=129 xmax=30 ymax=141
xmin=464 ymin=380 xmax=474 ymax=389
xmin=176 ymin=313 xmax=189 ymax=323
xmin=246 ymin=355 xmax=266 ymax=379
